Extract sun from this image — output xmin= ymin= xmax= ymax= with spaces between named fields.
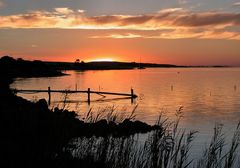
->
xmin=90 ymin=58 xmax=115 ymax=62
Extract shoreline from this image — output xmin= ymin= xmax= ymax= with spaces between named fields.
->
xmin=0 ymin=74 xmax=161 ymax=163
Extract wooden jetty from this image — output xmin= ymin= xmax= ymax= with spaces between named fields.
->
xmin=14 ymin=87 xmax=138 ymax=105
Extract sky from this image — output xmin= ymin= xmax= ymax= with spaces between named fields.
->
xmin=0 ymin=0 xmax=240 ymax=65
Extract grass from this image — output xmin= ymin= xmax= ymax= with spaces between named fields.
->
xmin=49 ymin=93 xmax=240 ymax=168
xmin=82 ymin=104 xmax=138 ymax=123
xmin=59 ymin=106 xmax=240 ymax=168
xmin=195 ymin=122 xmax=240 ymax=168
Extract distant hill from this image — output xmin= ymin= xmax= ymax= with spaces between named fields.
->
xmin=0 ymin=56 xmax=229 ymax=78
xmin=45 ymin=61 xmax=180 ymax=71
xmin=0 ymin=56 xmax=65 ymax=78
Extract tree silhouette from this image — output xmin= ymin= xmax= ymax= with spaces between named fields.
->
xmin=75 ymin=59 xmax=80 ymax=64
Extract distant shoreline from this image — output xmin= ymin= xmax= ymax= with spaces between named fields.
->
xmin=45 ymin=61 xmax=232 ymax=71
xmin=0 ymin=56 xmax=235 ymax=81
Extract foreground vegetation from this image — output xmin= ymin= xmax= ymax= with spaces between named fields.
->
xmin=60 ymin=109 xmax=240 ymax=168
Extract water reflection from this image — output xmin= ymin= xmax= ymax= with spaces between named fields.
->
xmin=11 ymin=68 xmax=240 ymax=130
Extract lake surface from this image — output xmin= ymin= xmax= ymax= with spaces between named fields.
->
xmin=11 ymin=68 xmax=240 ymax=157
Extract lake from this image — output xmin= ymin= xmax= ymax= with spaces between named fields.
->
xmin=11 ymin=68 xmax=240 ymax=158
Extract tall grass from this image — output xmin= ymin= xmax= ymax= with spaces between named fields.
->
xmin=82 ymin=104 xmax=138 ymax=123
xmin=62 ymin=108 xmax=240 ymax=168
xmin=195 ymin=122 xmax=240 ymax=168
xmin=53 ymin=94 xmax=240 ymax=167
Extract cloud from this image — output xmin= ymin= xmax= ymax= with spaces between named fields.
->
xmin=178 ymin=0 xmax=188 ymax=5
xmin=0 ymin=8 xmax=239 ymax=40
xmin=78 ymin=10 xmax=85 ymax=13
xmin=54 ymin=8 xmax=74 ymax=14
xmin=0 ymin=1 xmax=5 ymax=8
xmin=1 ymin=8 xmax=239 ymax=29
xmin=233 ymin=2 xmax=240 ymax=6
xmin=91 ymin=29 xmax=240 ymax=40
xmin=173 ymin=12 xmax=240 ymax=27
xmin=91 ymin=33 xmax=143 ymax=39
xmin=158 ymin=8 xmax=184 ymax=13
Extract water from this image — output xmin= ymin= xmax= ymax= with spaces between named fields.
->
xmin=11 ymin=68 xmax=240 ymax=158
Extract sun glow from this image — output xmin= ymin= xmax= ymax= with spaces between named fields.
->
xmin=89 ymin=58 xmax=115 ymax=62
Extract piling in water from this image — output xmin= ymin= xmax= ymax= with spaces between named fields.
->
xmin=48 ymin=87 xmax=51 ymax=105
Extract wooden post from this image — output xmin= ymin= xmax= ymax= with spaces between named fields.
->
xmin=88 ymin=88 xmax=90 ymax=105
xmin=48 ymin=87 xmax=51 ymax=105
xmin=131 ymin=88 xmax=134 ymax=104
xmin=131 ymin=88 xmax=134 ymax=97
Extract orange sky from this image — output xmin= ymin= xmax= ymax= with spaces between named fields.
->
xmin=0 ymin=3 xmax=240 ymax=65
xmin=1 ymin=29 xmax=239 ymax=65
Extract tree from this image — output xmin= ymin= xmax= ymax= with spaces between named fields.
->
xmin=75 ymin=59 xmax=80 ymax=64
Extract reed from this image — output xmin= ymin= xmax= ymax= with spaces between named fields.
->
xmin=52 ymin=95 xmax=240 ymax=168
xmin=62 ymin=109 xmax=240 ymax=168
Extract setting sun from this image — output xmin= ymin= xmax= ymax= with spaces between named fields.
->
xmin=89 ymin=58 xmax=115 ymax=62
